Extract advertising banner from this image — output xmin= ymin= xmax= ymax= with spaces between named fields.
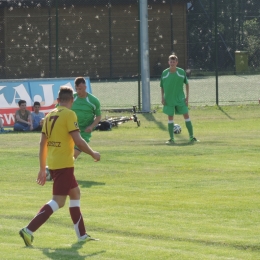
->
xmin=0 ymin=78 xmax=92 ymax=126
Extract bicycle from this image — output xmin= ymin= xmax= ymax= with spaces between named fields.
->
xmin=95 ymin=106 xmax=140 ymax=131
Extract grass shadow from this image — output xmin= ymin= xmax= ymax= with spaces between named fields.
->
xmin=142 ymin=112 xmax=167 ymax=131
xmin=217 ymin=106 xmax=234 ymax=119
xmin=77 ymin=180 xmax=106 ymax=189
xmin=174 ymin=236 xmax=260 ymax=252
xmin=95 ymin=227 xmax=260 ymax=253
xmin=37 ymin=242 xmax=106 ymax=260
xmin=151 ymin=141 xmax=200 ymax=147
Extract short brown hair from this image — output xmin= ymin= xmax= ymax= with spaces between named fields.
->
xmin=58 ymin=86 xmax=74 ymax=102
xmin=75 ymin=77 xmax=86 ymax=86
xmin=18 ymin=100 xmax=26 ymax=106
xmin=169 ymin=54 xmax=178 ymax=61
xmin=33 ymin=101 xmax=41 ymax=107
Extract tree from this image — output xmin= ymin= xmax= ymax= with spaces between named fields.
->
xmin=243 ymin=18 xmax=260 ymax=70
xmin=187 ymin=0 xmax=260 ymax=73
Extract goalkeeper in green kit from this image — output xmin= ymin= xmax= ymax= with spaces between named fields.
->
xmin=160 ymin=54 xmax=198 ymax=144
xmin=72 ymin=77 xmax=101 ymax=158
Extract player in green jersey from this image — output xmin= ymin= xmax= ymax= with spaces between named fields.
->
xmin=160 ymin=54 xmax=198 ymax=144
xmin=72 ymin=77 xmax=101 ymax=159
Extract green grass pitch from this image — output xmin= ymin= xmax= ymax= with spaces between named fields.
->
xmin=0 ymin=105 xmax=260 ymax=259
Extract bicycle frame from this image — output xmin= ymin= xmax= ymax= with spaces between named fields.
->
xmin=95 ymin=106 xmax=140 ymax=130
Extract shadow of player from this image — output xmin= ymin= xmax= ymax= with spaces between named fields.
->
xmin=38 ymin=242 xmax=106 ymax=260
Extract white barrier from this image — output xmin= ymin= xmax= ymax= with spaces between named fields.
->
xmin=0 ymin=77 xmax=92 ymax=126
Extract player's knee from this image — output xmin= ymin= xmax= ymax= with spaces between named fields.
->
xmin=52 ymin=197 xmax=66 ymax=208
xmin=57 ymin=201 xmax=66 ymax=208
xmin=183 ymin=113 xmax=189 ymax=120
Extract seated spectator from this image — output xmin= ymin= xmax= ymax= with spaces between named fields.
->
xmin=0 ymin=118 xmax=4 ymax=132
xmin=13 ymin=100 xmax=33 ymax=131
xmin=0 ymin=118 xmax=12 ymax=133
xmin=31 ymin=101 xmax=45 ymax=131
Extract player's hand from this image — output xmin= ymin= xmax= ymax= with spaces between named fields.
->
xmin=84 ymin=126 xmax=92 ymax=133
xmin=161 ymin=98 xmax=165 ymax=105
xmin=40 ymin=118 xmax=44 ymax=126
xmin=92 ymin=151 xmax=100 ymax=162
xmin=36 ymin=169 xmax=46 ymax=186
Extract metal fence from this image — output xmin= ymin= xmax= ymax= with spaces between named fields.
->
xmin=187 ymin=0 xmax=260 ymax=75
xmin=0 ymin=0 xmax=259 ymax=109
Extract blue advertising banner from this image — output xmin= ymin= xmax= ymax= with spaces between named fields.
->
xmin=0 ymin=77 xmax=92 ymax=126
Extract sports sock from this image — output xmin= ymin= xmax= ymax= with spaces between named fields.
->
xmin=27 ymin=200 xmax=59 ymax=232
xmin=69 ymin=200 xmax=86 ymax=238
xmin=185 ymin=119 xmax=193 ymax=138
xmin=168 ymin=121 xmax=174 ymax=140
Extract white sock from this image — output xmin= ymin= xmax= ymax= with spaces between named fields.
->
xmin=47 ymin=200 xmax=59 ymax=212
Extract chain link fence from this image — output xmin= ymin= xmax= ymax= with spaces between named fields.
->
xmin=0 ymin=0 xmax=259 ymax=109
xmin=187 ymin=0 xmax=260 ymax=106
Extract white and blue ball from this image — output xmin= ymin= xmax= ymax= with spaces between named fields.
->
xmin=45 ymin=166 xmax=52 ymax=181
xmin=174 ymin=124 xmax=182 ymax=134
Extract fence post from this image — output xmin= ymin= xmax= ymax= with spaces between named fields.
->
xmin=138 ymin=0 xmax=141 ymax=111
xmin=108 ymin=1 xmax=113 ymax=78
xmin=214 ymin=0 xmax=219 ymax=105
xmin=48 ymin=3 xmax=52 ymax=78
xmin=139 ymin=0 xmax=151 ymax=112
xmin=55 ymin=0 xmax=59 ymax=77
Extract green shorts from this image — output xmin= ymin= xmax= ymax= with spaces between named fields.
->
xmin=74 ymin=131 xmax=91 ymax=151
xmin=163 ymin=104 xmax=188 ymax=116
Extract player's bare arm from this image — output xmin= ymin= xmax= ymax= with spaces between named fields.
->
xmin=161 ymin=88 xmax=165 ymax=105
xmin=70 ymin=131 xmax=100 ymax=161
xmin=85 ymin=115 xmax=102 ymax=132
xmin=185 ymin=83 xmax=189 ymax=106
xmin=28 ymin=114 xmax=33 ymax=130
xmin=37 ymin=133 xmax=48 ymax=186
xmin=16 ymin=114 xmax=30 ymax=125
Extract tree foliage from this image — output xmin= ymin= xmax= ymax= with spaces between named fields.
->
xmin=243 ymin=18 xmax=260 ymax=69
xmin=187 ymin=0 xmax=260 ymax=72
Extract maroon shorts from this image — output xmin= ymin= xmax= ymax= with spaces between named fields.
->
xmin=49 ymin=167 xmax=78 ymax=196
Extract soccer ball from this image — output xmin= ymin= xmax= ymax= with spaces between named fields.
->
xmin=45 ymin=166 xmax=52 ymax=181
xmin=174 ymin=124 xmax=181 ymax=134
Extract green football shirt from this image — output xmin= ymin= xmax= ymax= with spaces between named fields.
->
xmin=71 ymin=93 xmax=101 ymax=132
xmin=160 ymin=67 xmax=188 ymax=106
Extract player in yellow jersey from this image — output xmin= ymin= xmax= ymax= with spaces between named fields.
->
xmin=19 ymin=86 xmax=100 ymax=246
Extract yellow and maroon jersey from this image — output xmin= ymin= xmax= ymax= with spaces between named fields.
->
xmin=42 ymin=106 xmax=79 ymax=169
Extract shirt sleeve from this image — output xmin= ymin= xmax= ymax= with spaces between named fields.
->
xmin=94 ymin=99 xmax=101 ymax=117
xmin=184 ymin=75 xmax=189 ymax=84
xmin=67 ymin=111 xmax=80 ymax=132
xmin=42 ymin=116 xmax=47 ymax=134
